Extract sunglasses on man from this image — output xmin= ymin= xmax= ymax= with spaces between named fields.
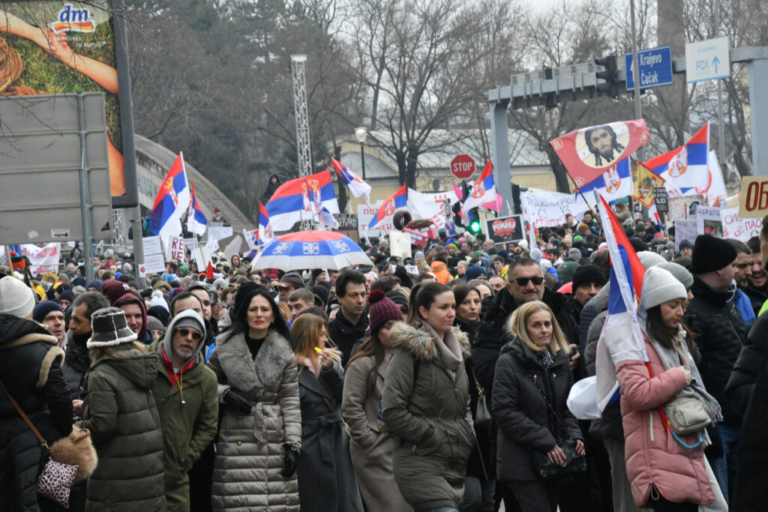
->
xmin=175 ymin=328 xmax=203 ymax=341
xmin=511 ymin=276 xmax=544 ymax=287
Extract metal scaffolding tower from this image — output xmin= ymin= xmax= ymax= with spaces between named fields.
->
xmin=112 ymin=208 xmax=126 ymax=249
xmin=291 ymin=55 xmax=313 ymax=178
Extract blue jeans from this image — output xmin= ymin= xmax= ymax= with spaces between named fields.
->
xmin=459 ymin=476 xmax=496 ymax=512
xmin=709 ymin=456 xmax=728 ymax=504
xmin=718 ymin=423 xmax=741 ymax=503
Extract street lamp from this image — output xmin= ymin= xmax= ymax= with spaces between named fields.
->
xmin=355 ymin=127 xmax=368 ymax=180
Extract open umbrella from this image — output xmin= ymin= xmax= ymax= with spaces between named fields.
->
xmin=251 ymin=231 xmax=373 ymax=271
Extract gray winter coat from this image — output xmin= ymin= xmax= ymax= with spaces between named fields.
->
xmin=342 ymin=354 xmax=413 ymax=512
xmin=296 ymin=361 xmax=363 ymax=511
xmin=207 ymin=329 xmax=302 ymax=511
xmin=381 ymin=322 xmax=475 ymax=511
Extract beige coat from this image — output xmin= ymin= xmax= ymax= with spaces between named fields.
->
xmin=207 ymin=329 xmax=302 ymax=511
xmin=342 ymin=354 xmax=413 ymax=512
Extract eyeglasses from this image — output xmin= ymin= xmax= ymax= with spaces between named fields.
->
xmin=512 ymin=277 xmax=544 ymax=287
xmin=175 ymin=328 xmax=203 ymax=341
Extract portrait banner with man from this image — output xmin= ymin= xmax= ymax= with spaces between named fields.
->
xmin=549 ymin=120 xmax=650 ymax=190
xmin=0 ymin=1 xmax=138 ymax=207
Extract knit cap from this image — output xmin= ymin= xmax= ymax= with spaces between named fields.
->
xmin=386 ymin=290 xmax=409 ymax=310
xmin=657 ymin=262 xmax=694 ymax=290
xmin=0 ymin=276 xmax=36 ymax=319
xmin=637 ymin=251 xmax=666 ymax=269
xmin=568 ymin=248 xmax=582 ymax=260
xmin=572 ymin=264 xmax=606 ymax=291
xmin=691 ymin=234 xmax=737 ymax=274
xmin=465 ymin=265 xmax=486 ymax=281
xmin=368 ymin=290 xmax=403 ymax=334
xmin=33 ymin=300 xmax=64 ymax=323
xmin=146 ymin=315 xmax=165 ymax=334
xmin=641 ymin=267 xmax=687 ymax=310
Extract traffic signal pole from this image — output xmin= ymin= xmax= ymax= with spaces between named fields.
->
xmin=629 ymin=0 xmax=644 ymax=160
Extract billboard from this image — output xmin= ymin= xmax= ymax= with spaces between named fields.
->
xmin=0 ymin=1 xmax=138 ymax=207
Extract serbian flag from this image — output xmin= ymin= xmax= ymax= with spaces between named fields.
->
xmin=266 ymin=169 xmax=340 ymax=231
xmin=632 ymin=162 xmax=666 ymax=207
xmin=259 ymin=202 xmax=274 ymax=245
xmin=187 ymin=182 xmax=208 ymax=236
xmin=578 ymin=158 xmax=633 ymax=206
xmin=644 ymin=122 xmax=709 ymax=195
xmin=549 ymin=120 xmax=650 ymax=189
xmin=369 ymin=183 xmax=407 ymax=229
xmin=594 ymin=193 xmax=647 ymax=412
xmin=461 ymin=160 xmax=496 ymax=224
xmin=151 ymin=153 xmax=191 ymax=240
xmin=332 ymin=158 xmax=371 ymax=202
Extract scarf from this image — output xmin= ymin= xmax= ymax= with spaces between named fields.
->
xmin=639 ymin=308 xmax=723 ymax=425
xmin=422 ymin=322 xmax=462 ymax=381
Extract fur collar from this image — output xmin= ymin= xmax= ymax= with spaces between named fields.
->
xmin=389 ymin=321 xmax=471 ymax=361
xmin=214 ymin=328 xmax=294 ymax=398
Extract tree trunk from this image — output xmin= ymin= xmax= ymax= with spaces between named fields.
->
xmin=545 ymin=145 xmax=572 ymax=193
xmin=406 ymin=146 xmax=419 ymax=190
xmin=396 ymin=151 xmax=407 ymax=185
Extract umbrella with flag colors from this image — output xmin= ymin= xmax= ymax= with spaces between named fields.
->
xmin=251 ymin=231 xmax=373 ymax=271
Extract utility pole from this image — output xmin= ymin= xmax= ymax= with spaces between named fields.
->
xmin=630 ymin=0 xmax=644 ymax=160
xmin=715 ymin=0 xmax=726 ymax=166
xmin=291 ymin=55 xmax=313 ymax=178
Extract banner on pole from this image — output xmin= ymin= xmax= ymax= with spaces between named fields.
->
xmin=21 ymin=243 xmax=61 ymax=277
xmin=139 ymin=253 xmax=166 ymax=277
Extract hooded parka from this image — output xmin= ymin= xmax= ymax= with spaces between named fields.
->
xmin=150 ymin=310 xmax=219 ymax=512
xmin=380 ymin=322 xmax=475 ymax=511
xmin=77 ymin=346 xmax=166 ymax=512
xmin=0 ymin=315 xmax=72 ymax=512
xmin=206 ymin=328 xmax=302 ymax=511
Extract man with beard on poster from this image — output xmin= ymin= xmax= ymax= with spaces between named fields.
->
xmin=585 ymin=125 xmax=626 ymax=167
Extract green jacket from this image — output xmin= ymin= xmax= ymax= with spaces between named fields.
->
xmin=77 ymin=346 xmax=166 ymax=512
xmin=381 ymin=322 xmax=475 ymax=510
xmin=149 ymin=340 xmax=219 ymax=512
xmin=557 ymin=258 xmax=580 ymax=284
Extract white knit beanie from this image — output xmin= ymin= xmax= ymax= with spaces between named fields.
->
xmin=641 ymin=267 xmax=687 ymax=310
xmin=0 ymin=276 xmax=36 ymax=318
xmin=637 ymin=251 xmax=666 ymax=270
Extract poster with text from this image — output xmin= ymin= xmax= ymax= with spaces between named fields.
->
xmin=696 ymin=206 xmax=722 ymax=238
xmin=486 ymin=215 xmax=524 ymax=245
xmin=674 ymin=220 xmax=698 ymax=252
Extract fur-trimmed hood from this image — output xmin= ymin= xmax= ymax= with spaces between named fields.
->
xmin=389 ymin=321 xmax=471 ymax=361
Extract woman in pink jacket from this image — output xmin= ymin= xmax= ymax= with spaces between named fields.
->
xmin=616 ymin=267 xmax=726 ymax=512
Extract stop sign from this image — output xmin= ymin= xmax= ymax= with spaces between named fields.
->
xmin=451 ymin=155 xmax=476 ymax=179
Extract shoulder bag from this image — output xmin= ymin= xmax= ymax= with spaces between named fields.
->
xmin=0 ymin=378 xmax=98 ymax=507
xmin=468 ymin=365 xmax=491 ymax=429
xmin=526 ymin=372 xmax=586 ymax=479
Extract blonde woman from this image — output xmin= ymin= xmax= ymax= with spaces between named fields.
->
xmin=291 ymin=314 xmax=364 ymax=511
xmin=491 ymin=301 xmax=584 ymax=512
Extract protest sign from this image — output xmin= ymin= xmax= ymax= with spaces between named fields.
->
xmin=139 ymin=253 xmax=166 ymax=277
xmin=143 ymin=236 xmax=162 ymax=256
xmin=358 ymin=202 xmax=389 ymax=238
xmin=208 ymin=225 xmax=233 ymax=242
xmin=389 ymin=231 xmax=412 ymax=259
xmin=722 ymin=207 xmax=763 ymax=242
xmin=165 ymin=236 xmax=185 ymax=262
xmin=696 ymin=206 xmax=722 ymax=238
xmin=407 ymin=189 xmax=459 ymax=231
xmin=667 ymin=194 xmax=704 ymax=222
xmin=191 ymin=246 xmax=212 ymax=270
xmin=674 ymin=220 xmax=698 ymax=252
xmin=486 ymin=215 xmax=524 ymax=245
xmin=21 ymin=243 xmax=61 ymax=277
xmin=243 ymin=229 xmax=259 ymax=251
xmin=520 ymin=190 xmax=590 ymax=227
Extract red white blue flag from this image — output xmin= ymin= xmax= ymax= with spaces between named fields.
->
xmin=259 ymin=202 xmax=273 ymax=245
xmin=369 ymin=183 xmax=407 ymax=228
xmin=187 ymin=182 xmax=207 ymax=236
xmin=643 ymin=122 xmax=710 ymax=195
xmin=265 ymin=169 xmax=340 ymax=231
xmin=151 ymin=153 xmax=191 ymax=240
xmin=332 ymin=158 xmax=371 ymax=202
xmin=461 ymin=160 xmax=496 ymax=223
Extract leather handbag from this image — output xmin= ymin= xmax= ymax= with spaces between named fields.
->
xmin=0 ymin=378 xmax=97 ymax=508
xmin=664 ymin=396 xmax=711 ymax=435
xmin=468 ymin=366 xmax=491 ymax=428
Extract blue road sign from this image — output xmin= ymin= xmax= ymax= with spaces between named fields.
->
xmin=625 ymin=46 xmax=674 ymax=91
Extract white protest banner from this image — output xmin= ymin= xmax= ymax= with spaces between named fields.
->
xmin=721 ymin=207 xmax=763 ymax=242
xmin=21 ymin=243 xmax=61 ymax=277
xmin=165 ymin=236 xmax=185 ymax=262
xmin=696 ymin=206 xmax=722 ymax=238
xmin=389 ymin=231 xmax=413 ymax=259
xmin=358 ymin=202 xmax=389 ymax=239
xmin=674 ymin=220 xmax=698 ymax=252
xmin=191 ymin=246 xmax=212 ymax=270
xmin=243 ymin=229 xmax=259 ymax=251
xmin=520 ymin=189 xmax=590 ymax=227
xmin=139 ymin=253 xmax=166 ymax=277
xmin=208 ymin=225 xmax=233 ymax=242
xmin=143 ymin=236 xmax=162 ymax=256
xmin=407 ymin=189 xmax=459 ymax=230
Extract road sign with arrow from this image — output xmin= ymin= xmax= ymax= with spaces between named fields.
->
xmin=685 ymin=37 xmax=730 ymax=83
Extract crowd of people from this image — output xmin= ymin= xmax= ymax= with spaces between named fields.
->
xmin=1 ymin=205 xmax=767 ymax=512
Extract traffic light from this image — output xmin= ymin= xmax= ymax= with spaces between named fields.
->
xmin=452 ymin=201 xmax=463 ymax=228
xmin=595 ymin=55 xmax=618 ymax=99
xmin=468 ymin=208 xmax=482 ymax=235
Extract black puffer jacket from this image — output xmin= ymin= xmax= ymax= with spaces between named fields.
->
xmin=685 ymin=278 xmax=747 ymax=425
xmin=744 ymin=284 xmax=768 ymax=317
xmin=492 ymin=337 xmax=581 ymax=482
xmin=0 ymin=315 xmax=73 ymax=512
xmin=726 ymin=310 xmax=768 ymax=416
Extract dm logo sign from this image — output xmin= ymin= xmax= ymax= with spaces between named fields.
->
xmin=51 ymin=4 xmax=96 ymax=33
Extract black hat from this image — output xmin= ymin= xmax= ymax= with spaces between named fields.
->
xmin=691 ymin=234 xmax=737 ymax=274
xmin=87 ymin=307 xmax=137 ymax=348
xmin=679 ymin=239 xmax=693 ymax=250
xmin=572 ymin=264 xmax=607 ymax=291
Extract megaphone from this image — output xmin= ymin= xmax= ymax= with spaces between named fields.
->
xmin=393 ymin=210 xmax=412 ymax=231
